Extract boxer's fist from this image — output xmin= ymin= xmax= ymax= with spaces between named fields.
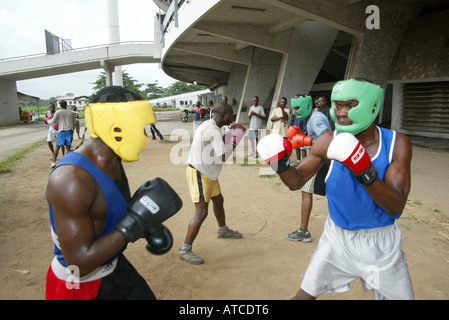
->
xmin=223 ymin=124 xmax=247 ymax=146
xmin=291 ymin=134 xmax=312 ymax=149
xmin=257 ymin=134 xmax=292 ymax=174
xmin=144 ymin=224 xmax=173 ymax=255
xmin=116 ymin=178 xmax=183 ymax=243
xmin=287 ymin=125 xmax=304 ymax=140
xmin=327 ymin=132 xmax=378 ymax=186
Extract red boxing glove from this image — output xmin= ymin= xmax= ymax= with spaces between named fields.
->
xmin=223 ymin=124 xmax=247 ymax=146
xmin=327 ymin=132 xmax=378 ymax=186
xmin=287 ymin=125 xmax=304 ymax=140
xmin=291 ymin=134 xmax=312 ymax=149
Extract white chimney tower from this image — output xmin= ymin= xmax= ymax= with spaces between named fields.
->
xmin=107 ymin=0 xmax=123 ymax=86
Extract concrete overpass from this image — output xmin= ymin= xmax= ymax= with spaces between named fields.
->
xmin=0 ymin=42 xmax=161 ymax=125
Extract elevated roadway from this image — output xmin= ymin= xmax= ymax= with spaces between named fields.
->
xmin=0 ymin=41 xmax=160 ymax=81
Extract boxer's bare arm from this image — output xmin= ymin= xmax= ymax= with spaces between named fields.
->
xmin=279 ymin=131 xmax=333 ymax=190
xmin=362 ymin=133 xmax=412 ymax=216
xmin=47 ymin=166 xmax=126 ymax=277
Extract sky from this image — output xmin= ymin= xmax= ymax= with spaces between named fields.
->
xmin=0 ymin=0 xmax=178 ymax=99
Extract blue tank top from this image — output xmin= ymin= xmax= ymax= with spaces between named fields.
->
xmin=48 ymin=152 xmax=129 ymax=267
xmin=325 ymin=127 xmax=401 ymax=230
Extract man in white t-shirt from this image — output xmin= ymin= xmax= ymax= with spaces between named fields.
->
xmin=247 ymin=96 xmax=266 ymax=158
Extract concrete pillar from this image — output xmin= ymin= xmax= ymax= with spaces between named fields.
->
xmin=268 ymin=21 xmax=339 ymax=128
xmin=100 ymin=60 xmax=115 ymax=87
xmin=346 ymin=0 xmax=418 ymax=87
xmin=235 ymin=48 xmax=283 ymax=124
xmin=225 ymin=63 xmax=249 ymax=117
xmin=107 ymin=0 xmax=123 ymax=86
xmin=0 ymin=79 xmax=20 ymax=125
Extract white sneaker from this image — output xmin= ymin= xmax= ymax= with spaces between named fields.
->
xmin=178 ymin=249 xmax=203 ymax=265
xmin=50 ymin=162 xmax=56 ymax=168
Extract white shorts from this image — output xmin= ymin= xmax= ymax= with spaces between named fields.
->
xmin=301 ymin=174 xmax=316 ymax=194
xmin=47 ymin=127 xmax=58 ymax=142
xmin=300 ymin=216 xmax=414 ymax=300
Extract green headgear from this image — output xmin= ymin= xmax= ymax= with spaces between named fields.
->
xmin=330 ymin=79 xmax=384 ymax=135
xmin=290 ymin=95 xmax=313 ymax=120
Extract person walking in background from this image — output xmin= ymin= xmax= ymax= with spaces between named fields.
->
xmin=48 ymin=100 xmax=75 ymax=168
xmin=194 ymin=101 xmax=203 ymax=132
xmin=150 ymin=124 xmax=164 ymax=141
xmin=208 ymin=100 xmax=214 ymax=119
xmin=44 ymin=102 xmax=64 ymax=159
xmin=71 ymin=105 xmax=81 ymax=139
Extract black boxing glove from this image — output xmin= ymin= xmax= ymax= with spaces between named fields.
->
xmin=116 ymin=178 xmax=183 ymax=243
xmin=144 ymin=224 xmax=173 ymax=255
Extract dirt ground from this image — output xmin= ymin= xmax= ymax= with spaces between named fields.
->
xmin=0 ymin=129 xmax=448 ymax=300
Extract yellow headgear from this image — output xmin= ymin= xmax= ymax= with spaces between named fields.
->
xmin=84 ymin=100 xmax=156 ymax=162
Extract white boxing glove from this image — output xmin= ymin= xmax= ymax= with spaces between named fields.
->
xmin=257 ymin=134 xmax=292 ymax=174
xmin=327 ymin=132 xmax=378 ymax=186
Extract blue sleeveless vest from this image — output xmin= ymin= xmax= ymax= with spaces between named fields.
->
xmin=48 ymin=152 xmax=128 ymax=267
xmin=325 ymin=127 xmax=401 ymax=230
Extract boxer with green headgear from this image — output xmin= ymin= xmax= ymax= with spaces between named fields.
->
xmin=291 ymin=95 xmax=313 ymax=120
xmin=330 ymin=78 xmax=384 ymax=135
xmin=258 ymin=78 xmax=414 ymax=300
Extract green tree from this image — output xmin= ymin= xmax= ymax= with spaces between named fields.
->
xmin=144 ymin=81 xmax=165 ymax=99
xmin=163 ymin=81 xmax=207 ymax=97
xmin=91 ymin=70 xmax=145 ymax=97
xmin=91 ymin=72 xmax=208 ymax=100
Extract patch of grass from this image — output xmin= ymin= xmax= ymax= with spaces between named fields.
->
xmin=0 ymin=141 xmax=45 ymax=173
xmin=259 ymin=174 xmax=276 ymax=178
xmin=406 ymin=199 xmax=423 ymax=207
xmin=235 ymin=154 xmax=266 ymax=167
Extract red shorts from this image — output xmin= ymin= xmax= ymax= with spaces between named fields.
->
xmin=46 ymin=255 xmax=155 ymax=300
xmin=46 ymin=265 xmax=101 ymax=300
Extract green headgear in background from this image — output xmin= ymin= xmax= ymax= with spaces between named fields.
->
xmin=330 ymin=78 xmax=384 ymax=135
xmin=290 ymin=95 xmax=313 ymax=120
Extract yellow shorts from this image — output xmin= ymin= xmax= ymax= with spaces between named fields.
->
xmin=186 ymin=166 xmax=221 ymax=203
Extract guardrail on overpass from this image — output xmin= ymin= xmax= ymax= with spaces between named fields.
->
xmin=0 ymin=41 xmax=161 ymax=81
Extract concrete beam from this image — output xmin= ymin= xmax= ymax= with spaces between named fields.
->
xmin=165 ymin=67 xmax=228 ymax=86
xmin=258 ymin=0 xmax=364 ymax=35
xmin=269 ymin=16 xmax=308 ymax=34
xmin=172 ymin=42 xmax=253 ymax=65
xmin=192 ymin=21 xmax=291 ymax=53
xmin=165 ymin=52 xmax=234 ymax=73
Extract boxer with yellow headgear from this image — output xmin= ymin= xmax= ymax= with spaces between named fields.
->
xmin=84 ymin=91 xmax=156 ymax=162
xmin=46 ymin=86 xmax=182 ymax=300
